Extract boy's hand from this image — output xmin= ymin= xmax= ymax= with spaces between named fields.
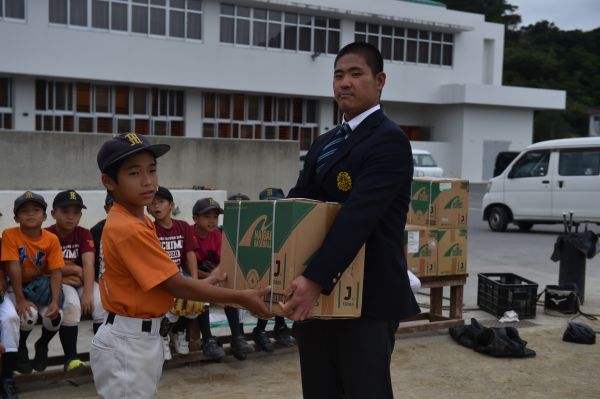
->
xmin=62 ymin=275 xmax=83 ymax=287
xmin=81 ymin=291 xmax=93 ymax=316
xmin=16 ymin=299 xmax=36 ymax=318
xmin=203 ymin=272 xmax=227 ymax=287
xmin=240 ymin=286 xmax=273 ymax=320
xmin=45 ymin=302 xmax=60 ymax=319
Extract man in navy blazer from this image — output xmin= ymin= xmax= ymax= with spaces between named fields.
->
xmin=283 ymin=42 xmax=420 ymax=398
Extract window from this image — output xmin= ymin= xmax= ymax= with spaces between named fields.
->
xmin=559 ymin=149 xmax=600 ymax=176
xmin=35 ymin=79 xmax=184 ymax=135
xmin=202 ymin=91 xmax=319 ymax=150
xmin=1 ymin=0 xmax=25 ymax=20
xmin=0 ymin=77 xmax=13 ymax=129
xmin=509 ymin=151 xmax=550 ymax=179
xmin=220 ymin=4 xmax=340 ymax=55
xmin=355 ymin=22 xmax=454 ymax=67
xmin=48 ymin=0 xmax=202 ymax=40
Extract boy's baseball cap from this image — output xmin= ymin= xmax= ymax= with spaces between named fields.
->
xmin=53 ymin=190 xmax=87 ymax=209
xmin=14 ymin=191 xmax=47 ymax=214
xmin=193 ymin=198 xmax=224 ymax=215
xmin=259 ymin=187 xmax=285 ymax=200
xmin=97 ymin=132 xmax=170 ymax=173
xmin=227 ymin=193 xmax=250 ymax=201
xmin=155 ymin=186 xmax=174 ymax=202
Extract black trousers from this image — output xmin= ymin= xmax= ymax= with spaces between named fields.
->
xmin=293 ymin=318 xmax=399 ymax=399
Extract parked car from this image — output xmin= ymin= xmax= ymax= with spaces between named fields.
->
xmin=412 ymin=149 xmax=444 ymax=177
xmin=482 ymin=137 xmax=600 ymax=232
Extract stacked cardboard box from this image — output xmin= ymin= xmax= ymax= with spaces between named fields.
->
xmin=405 ymin=178 xmax=469 ymax=276
xmin=220 ymin=199 xmax=365 ymax=318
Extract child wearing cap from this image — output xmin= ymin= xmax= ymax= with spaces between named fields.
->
xmin=251 ymin=188 xmax=295 ymax=352
xmin=46 ymin=189 xmax=105 ymax=373
xmin=91 ymin=133 xmax=271 ymax=398
xmin=1 ymin=192 xmax=64 ymax=379
xmin=90 ymin=192 xmax=113 ymax=320
xmin=147 ymin=186 xmax=202 ymax=360
xmin=0 ymin=238 xmax=20 ymax=398
xmin=191 ymin=197 xmax=254 ymax=361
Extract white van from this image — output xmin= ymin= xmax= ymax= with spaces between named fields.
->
xmin=412 ymin=149 xmax=444 ymax=177
xmin=482 ymin=137 xmax=600 ymax=231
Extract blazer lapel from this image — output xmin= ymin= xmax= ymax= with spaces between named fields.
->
xmin=315 ymin=110 xmax=386 ymax=183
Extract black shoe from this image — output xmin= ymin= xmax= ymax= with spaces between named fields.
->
xmin=202 ymin=337 xmax=225 ymax=360
xmin=0 ymin=377 xmax=18 ymax=399
xmin=273 ymin=327 xmax=295 ymax=347
xmin=14 ymin=347 xmax=32 ymax=375
xmin=252 ymin=328 xmax=274 ymax=353
xmin=32 ymin=340 xmax=49 ymax=372
xmin=230 ymin=336 xmax=253 ymax=360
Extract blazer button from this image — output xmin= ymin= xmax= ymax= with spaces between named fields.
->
xmin=337 ymin=272 xmax=341 ymax=277
xmin=332 ymin=278 xmax=338 ymax=284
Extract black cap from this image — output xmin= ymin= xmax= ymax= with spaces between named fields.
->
xmin=97 ymin=132 xmax=170 ymax=173
xmin=227 ymin=193 xmax=250 ymax=201
xmin=105 ymin=192 xmax=114 ymax=206
xmin=53 ymin=190 xmax=87 ymax=209
xmin=259 ymin=187 xmax=285 ymax=200
xmin=155 ymin=186 xmax=174 ymax=202
xmin=14 ymin=191 xmax=47 ymax=214
xmin=193 ymin=197 xmax=224 ymax=215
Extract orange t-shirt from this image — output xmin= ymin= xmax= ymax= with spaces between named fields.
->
xmin=99 ymin=202 xmax=179 ymax=318
xmin=1 ymin=227 xmax=65 ymax=284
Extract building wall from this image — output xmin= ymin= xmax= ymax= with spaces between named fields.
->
xmin=0 ymin=131 xmax=300 ymax=195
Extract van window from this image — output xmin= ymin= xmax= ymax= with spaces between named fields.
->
xmin=559 ymin=149 xmax=600 ymax=176
xmin=413 ymin=154 xmax=437 ymax=167
xmin=508 ymin=150 xmax=550 ymax=178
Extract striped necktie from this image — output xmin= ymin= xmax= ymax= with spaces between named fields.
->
xmin=316 ymin=123 xmax=351 ymax=174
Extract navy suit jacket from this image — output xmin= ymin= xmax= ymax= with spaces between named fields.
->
xmin=288 ymin=109 xmax=420 ymax=320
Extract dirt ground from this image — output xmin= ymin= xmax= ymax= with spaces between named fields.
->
xmin=20 ymin=323 xmax=599 ymax=399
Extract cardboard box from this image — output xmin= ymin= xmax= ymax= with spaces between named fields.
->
xmin=220 ymin=199 xmax=365 ymax=318
xmin=409 ymin=178 xmax=469 ymax=228
xmin=435 ymin=228 xmax=468 ymax=275
xmin=403 ymin=225 xmax=437 ymax=277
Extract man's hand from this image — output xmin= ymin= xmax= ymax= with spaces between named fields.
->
xmin=81 ymin=290 xmax=93 ymax=316
xmin=45 ymin=302 xmax=60 ymax=319
xmin=239 ymin=286 xmax=273 ymax=320
xmin=281 ymin=276 xmax=322 ymax=321
xmin=62 ymin=275 xmax=83 ymax=287
xmin=16 ymin=299 xmax=36 ymax=318
xmin=202 ymin=272 xmax=227 ymax=287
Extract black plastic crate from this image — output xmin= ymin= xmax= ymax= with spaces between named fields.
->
xmin=477 ymin=273 xmax=538 ymax=319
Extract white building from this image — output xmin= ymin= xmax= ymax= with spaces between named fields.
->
xmin=0 ymin=0 xmax=565 ymax=181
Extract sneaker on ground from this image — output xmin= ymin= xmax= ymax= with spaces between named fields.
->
xmin=202 ymin=336 xmax=225 ymax=360
xmin=273 ymin=327 xmax=295 ymax=347
xmin=162 ymin=335 xmax=172 ymax=361
xmin=15 ymin=347 xmax=32 ymax=375
xmin=31 ymin=341 xmax=49 ymax=372
xmin=64 ymin=359 xmax=89 ymax=374
xmin=252 ymin=328 xmax=274 ymax=353
xmin=230 ymin=336 xmax=254 ymax=360
xmin=0 ymin=377 xmax=18 ymax=399
xmin=171 ymin=331 xmax=189 ymax=355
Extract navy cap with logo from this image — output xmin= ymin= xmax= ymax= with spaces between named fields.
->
xmin=259 ymin=187 xmax=285 ymax=200
xmin=155 ymin=186 xmax=174 ymax=203
xmin=227 ymin=193 xmax=250 ymax=201
xmin=14 ymin=191 xmax=48 ymax=214
xmin=97 ymin=132 xmax=171 ymax=173
xmin=193 ymin=197 xmax=224 ymax=215
xmin=53 ymin=189 xmax=87 ymax=209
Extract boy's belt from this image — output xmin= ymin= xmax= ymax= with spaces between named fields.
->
xmin=106 ymin=312 xmax=153 ymax=333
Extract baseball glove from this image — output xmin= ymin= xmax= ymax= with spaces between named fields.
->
xmin=23 ymin=276 xmax=65 ymax=307
xmin=198 ymin=260 xmax=217 ymax=273
xmin=170 ymin=298 xmax=206 ymax=316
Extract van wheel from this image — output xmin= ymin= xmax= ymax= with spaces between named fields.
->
xmin=488 ymin=207 xmax=508 ymax=232
xmin=517 ymin=222 xmax=534 ymax=232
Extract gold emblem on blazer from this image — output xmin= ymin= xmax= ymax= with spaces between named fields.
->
xmin=337 ymin=171 xmax=352 ymax=192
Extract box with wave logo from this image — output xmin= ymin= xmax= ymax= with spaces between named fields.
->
xmin=403 ymin=225 xmax=438 ymax=277
xmin=220 ymin=199 xmax=365 ymax=318
xmin=408 ymin=178 xmax=469 ymax=228
xmin=435 ymin=228 xmax=468 ymax=275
